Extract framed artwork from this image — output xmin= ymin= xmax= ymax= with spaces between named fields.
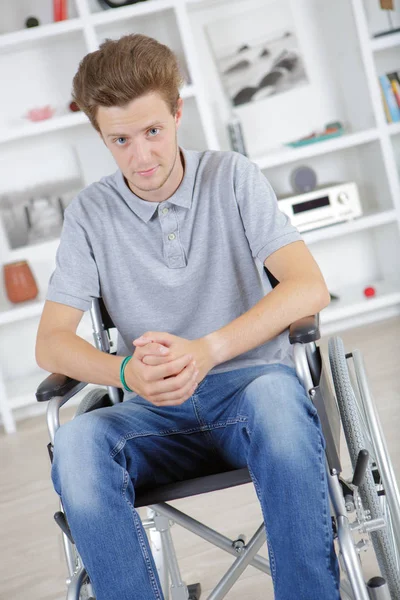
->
xmin=205 ymin=0 xmax=309 ymax=107
xmin=0 ymin=142 xmax=83 ymax=250
xmin=0 ymin=190 xmax=77 ymax=250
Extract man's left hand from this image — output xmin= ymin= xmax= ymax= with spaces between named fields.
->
xmin=133 ymin=332 xmax=216 ymax=384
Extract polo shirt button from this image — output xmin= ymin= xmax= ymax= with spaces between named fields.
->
xmin=168 ymin=233 xmax=176 ymax=241
xmin=162 ymin=207 xmax=169 ymax=215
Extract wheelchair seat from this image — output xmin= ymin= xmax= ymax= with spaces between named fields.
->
xmin=135 ymin=468 xmax=251 ymax=509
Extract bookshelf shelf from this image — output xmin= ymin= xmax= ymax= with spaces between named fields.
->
xmin=252 ymin=129 xmax=380 ymax=171
xmin=0 ymin=297 xmax=45 ymax=327
xmin=0 ymin=111 xmax=89 ymax=145
xmin=0 ymin=18 xmax=83 ymax=51
xmin=303 ymin=209 xmax=398 ymax=245
xmin=388 ymin=121 xmax=400 ymax=136
xmin=89 ymin=0 xmax=175 ymax=23
xmin=370 ymin=30 xmax=400 ymax=52
xmin=321 ymin=278 xmax=400 ymax=330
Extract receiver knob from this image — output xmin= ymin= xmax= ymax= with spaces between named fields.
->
xmin=337 ymin=191 xmax=349 ymax=204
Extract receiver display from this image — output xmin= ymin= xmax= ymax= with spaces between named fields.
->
xmin=292 ymin=195 xmax=330 ymax=214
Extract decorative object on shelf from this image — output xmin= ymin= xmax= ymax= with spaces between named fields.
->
xmin=3 ymin=260 xmax=39 ymax=304
xmin=379 ymin=72 xmax=400 ymax=123
xmin=205 ymin=0 xmax=309 ymax=108
xmin=53 ymin=0 xmax=68 ymax=22
xmin=285 ymin=121 xmax=344 ymax=148
xmin=69 ymin=100 xmax=81 ymax=112
xmin=25 ymin=17 xmax=40 ymax=28
xmin=227 ymin=115 xmax=247 ymax=156
xmin=364 ymin=286 xmax=376 ymax=298
xmin=374 ymin=0 xmax=400 ymax=38
xmin=25 ymin=106 xmax=55 ymax=122
xmin=290 ymin=166 xmax=317 ymax=193
xmin=0 ymin=193 xmax=71 ymax=250
xmin=25 ymin=196 xmax=64 ymax=245
xmin=0 ymin=143 xmax=82 ymax=250
xmin=98 ymin=0 xmax=148 ymax=8
xmin=0 ymin=197 xmax=28 ymax=249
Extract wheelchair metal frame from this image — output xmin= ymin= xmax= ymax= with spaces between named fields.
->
xmin=42 ymin=300 xmax=399 ymax=600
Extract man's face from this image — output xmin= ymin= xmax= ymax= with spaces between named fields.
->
xmin=97 ymin=92 xmax=183 ymax=202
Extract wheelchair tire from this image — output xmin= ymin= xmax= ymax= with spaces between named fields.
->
xmin=329 ymin=336 xmax=400 ymax=600
xmin=74 ymin=389 xmax=113 ymax=417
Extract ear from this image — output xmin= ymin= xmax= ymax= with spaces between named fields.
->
xmin=174 ymin=97 xmax=183 ymax=128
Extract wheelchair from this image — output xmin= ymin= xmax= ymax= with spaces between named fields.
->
xmin=36 ymin=296 xmax=400 ymax=600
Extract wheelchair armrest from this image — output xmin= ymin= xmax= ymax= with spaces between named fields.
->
xmin=289 ymin=314 xmax=320 ymax=344
xmin=36 ymin=373 xmax=84 ymax=403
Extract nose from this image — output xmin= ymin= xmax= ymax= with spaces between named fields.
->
xmin=131 ymin=139 xmax=152 ymax=169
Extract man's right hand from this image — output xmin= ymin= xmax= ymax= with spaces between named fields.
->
xmin=123 ymin=344 xmax=199 ymax=407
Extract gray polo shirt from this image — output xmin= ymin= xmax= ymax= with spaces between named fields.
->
xmin=47 ymin=148 xmax=302 ymax=388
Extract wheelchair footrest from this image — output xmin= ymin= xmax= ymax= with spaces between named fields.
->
xmin=188 ymin=582 xmax=201 ymax=600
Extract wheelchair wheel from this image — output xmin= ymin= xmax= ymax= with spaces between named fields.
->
xmin=74 ymin=388 xmax=113 ymax=417
xmin=329 ymin=336 xmax=400 ymax=599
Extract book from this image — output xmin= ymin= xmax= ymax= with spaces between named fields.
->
xmin=379 ymin=74 xmax=400 ymax=123
xmin=380 ymin=86 xmax=392 ymax=123
xmin=387 ymin=72 xmax=400 ymax=109
xmin=53 ymin=0 xmax=68 ymax=22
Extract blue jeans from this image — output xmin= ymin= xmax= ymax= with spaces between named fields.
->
xmin=52 ymin=364 xmax=340 ymax=600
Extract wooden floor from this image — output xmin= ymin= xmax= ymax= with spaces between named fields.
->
xmin=1 ymin=317 xmax=400 ymax=600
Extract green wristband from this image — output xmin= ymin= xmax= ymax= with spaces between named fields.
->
xmin=120 ymin=356 xmax=133 ymax=392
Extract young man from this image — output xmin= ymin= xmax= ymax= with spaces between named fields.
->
xmin=36 ymin=34 xmax=339 ymax=600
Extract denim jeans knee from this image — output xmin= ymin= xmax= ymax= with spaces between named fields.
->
xmin=51 ymin=411 xmax=111 ymax=506
xmin=239 ymin=367 xmax=324 ymax=462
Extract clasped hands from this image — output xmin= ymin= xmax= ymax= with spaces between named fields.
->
xmin=123 ymin=332 xmax=216 ymax=407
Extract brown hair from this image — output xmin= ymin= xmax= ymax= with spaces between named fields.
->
xmin=72 ymin=34 xmax=184 ymax=132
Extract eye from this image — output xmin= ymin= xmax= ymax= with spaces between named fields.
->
xmin=115 ymin=137 xmax=127 ymax=145
xmin=148 ymin=128 xmax=160 ymax=137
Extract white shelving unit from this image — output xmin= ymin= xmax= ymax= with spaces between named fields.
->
xmin=0 ymin=0 xmax=400 ymax=433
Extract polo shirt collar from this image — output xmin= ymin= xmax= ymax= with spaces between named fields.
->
xmin=114 ymin=147 xmax=198 ymax=223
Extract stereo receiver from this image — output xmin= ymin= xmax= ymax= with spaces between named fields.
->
xmin=278 ymin=182 xmax=362 ymax=232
